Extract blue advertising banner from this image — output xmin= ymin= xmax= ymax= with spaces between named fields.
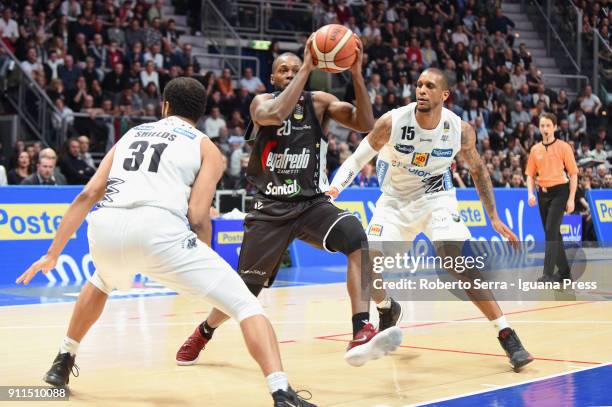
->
xmin=0 ymin=186 xmax=93 ymax=286
xmin=0 ymin=186 xmax=589 ymax=284
xmin=586 ymin=189 xmax=612 ymax=242
xmin=211 ymin=219 xmax=243 ymax=270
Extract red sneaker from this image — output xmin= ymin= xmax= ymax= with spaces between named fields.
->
xmin=176 ymin=327 xmax=209 ymax=366
xmin=344 ymin=323 xmax=403 ymax=367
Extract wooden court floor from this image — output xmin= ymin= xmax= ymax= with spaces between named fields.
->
xmin=1 ymin=283 xmax=611 ymax=406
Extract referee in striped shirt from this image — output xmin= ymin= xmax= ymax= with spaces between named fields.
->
xmin=525 ymin=112 xmax=578 ymax=283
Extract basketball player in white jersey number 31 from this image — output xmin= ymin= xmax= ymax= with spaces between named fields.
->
xmin=16 ymin=78 xmax=317 ymax=406
xmin=328 ymin=68 xmax=534 ymax=371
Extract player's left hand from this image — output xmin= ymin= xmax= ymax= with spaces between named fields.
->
xmin=491 ymin=218 xmax=520 ymax=250
xmin=350 ymin=34 xmax=364 ymax=76
xmin=566 ymin=199 xmax=575 ymax=214
xmin=16 ymin=254 xmax=57 ymax=285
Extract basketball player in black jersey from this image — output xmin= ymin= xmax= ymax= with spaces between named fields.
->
xmin=177 ymin=36 xmax=403 ymax=367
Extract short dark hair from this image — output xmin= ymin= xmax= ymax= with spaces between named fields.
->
xmin=421 ymin=68 xmax=449 ymax=90
xmin=539 ymin=112 xmax=557 ymax=126
xmin=163 ymin=77 xmax=207 ymax=123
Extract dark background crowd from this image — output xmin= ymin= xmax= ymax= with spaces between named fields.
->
xmin=0 ymin=0 xmax=610 ymax=238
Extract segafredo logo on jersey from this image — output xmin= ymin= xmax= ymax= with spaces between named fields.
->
xmin=0 ymin=204 xmax=74 ymax=240
xmin=265 ymin=148 xmax=310 ymax=172
xmin=265 ymin=179 xmax=301 ymax=197
xmin=261 ymin=140 xmax=310 ymax=173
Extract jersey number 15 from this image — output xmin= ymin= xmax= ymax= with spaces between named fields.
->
xmin=123 ymin=141 xmax=168 ymax=173
xmin=400 ymin=126 xmax=415 ymax=141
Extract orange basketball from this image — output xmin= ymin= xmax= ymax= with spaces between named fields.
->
xmin=309 ymin=24 xmax=358 ymax=73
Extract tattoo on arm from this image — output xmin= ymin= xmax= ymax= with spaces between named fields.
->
xmin=460 ymin=121 xmax=498 ymax=220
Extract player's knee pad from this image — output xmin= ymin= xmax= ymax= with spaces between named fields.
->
xmin=324 ymin=214 xmax=367 ymax=255
xmin=234 ymin=295 xmax=266 ymax=322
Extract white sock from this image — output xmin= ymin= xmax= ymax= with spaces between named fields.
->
xmin=266 ymin=371 xmax=288 ymax=394
xmin=491 ymin=315 xmax=510 ymax=333
xmin=59 ymin=337 xmax=80 ymax=356
xmin=376 ymin=296 xmax=391 ymax=310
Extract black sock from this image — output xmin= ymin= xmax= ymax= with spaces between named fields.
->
xmin=198 ymin=320 xmax=216 ymax=340
xmin=352 ymin=312 xmax=370 ymax=336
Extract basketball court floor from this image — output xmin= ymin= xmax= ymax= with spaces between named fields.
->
xmin=1 ymin=265 xmax=611 ymax=406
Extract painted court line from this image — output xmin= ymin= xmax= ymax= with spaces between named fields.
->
xmin=409 ymin=363 xmax=611 ymax=407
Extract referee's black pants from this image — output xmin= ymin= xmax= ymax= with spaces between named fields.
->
xmin=537 ymin=183 xmax=570 ymax=277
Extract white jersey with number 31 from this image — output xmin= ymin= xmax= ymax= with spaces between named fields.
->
xmin=376 ymin=103 xmax=462 ymax=202
xmin=99 ymin=116 xmax=206 ymax=220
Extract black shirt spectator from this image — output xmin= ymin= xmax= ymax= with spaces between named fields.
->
xmin=59 ymin=138 xmax=95 ymax=184
xmin=102 ymin=63 xmax=129 ymax=95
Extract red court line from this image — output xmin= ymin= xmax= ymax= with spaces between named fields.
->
xmin=279 ymin=340 xmax=297 ymax=344
xmin=318 ymin=337 xmax=602 ymax=365
xmin=316 ymin=301 xmax=596 ymax=340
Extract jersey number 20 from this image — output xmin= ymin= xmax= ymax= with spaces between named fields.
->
xmin=123 ymin=141 xmax=168 ymax=172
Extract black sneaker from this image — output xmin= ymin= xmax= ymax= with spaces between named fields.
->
xmin=498 ymin=328 xmax=534 ymax=372
xmin=44 ymin=352 xmax=79 ymax=387
xmin=272 ymin=387 xmax=316 ymax=407
xmin=378 ymin=298 xmax=403 ymax=331
xmin=537 ymin=274 xmax=559 ymax=283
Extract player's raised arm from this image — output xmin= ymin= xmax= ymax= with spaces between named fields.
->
xmin=320 ymin=35 xmax=374 ymax=132
xmin=187 ymin=138 xmax=225 ymax=247
xmin=328 ymin=111 xmax=392 ymax=198
xmin=250 ymin=38 xmax=316 ymax=127
xmin=16 ymin=147 xmax=116 ymax=285
xmin=459 ymin=120 xmax=518 ymax=247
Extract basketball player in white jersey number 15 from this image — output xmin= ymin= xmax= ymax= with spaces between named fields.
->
xmin=328 ymin=68 xmax=534 ymax=371
xmin=16 ymin=78 xmax=316 ymax=407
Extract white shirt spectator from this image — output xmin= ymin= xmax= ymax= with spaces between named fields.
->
xmin=140 ymin=70 xmax=159 ymax=89
xmin=52 ymin=105 xmax=75 ymax=131
xmin=0 ymin=165 xmax=7 ymax=185
xmin=229 ymin=148 xmax=243 ymax=177
xmin=239 ymin=76 xmax=265 ymax=94
xmin=0 ymin=17 xmax=19 ymax=39
xmin=532 ymin=92 xmax=550 ymax=107
xmin=362 ymin=26 xmax=381 ymax=39
xmin=452 ymin=32 xmax=469 ymax=47
xmin=46 ymin=58 xmax=64 ymax=80
xmin=21 ymin=59 xmax=43 ymax=78
xmin=60 ymin=0 xmax=81 ymax=21
xmin=568 ymin=111 xmax=587 ymax=134
xmin=580 ymin=93 xmax=601 ymax=113
xmin=591 ymin=148 xmax=608 ymax=162
xmin=143 ymin=52 xmax=164 ymax=70
xmin=203 ymin=116 xmax=226 ymax=139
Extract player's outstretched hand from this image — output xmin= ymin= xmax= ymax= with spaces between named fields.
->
xmin=491 ymin=218 xmax=520 ymax=250
xmin=350 ymin=34 xmax=364 ymax=76
xmin=303 ymin=34 xmax=316 ymax=72
xmin=16 ymin=254 xmax=57 ymax=285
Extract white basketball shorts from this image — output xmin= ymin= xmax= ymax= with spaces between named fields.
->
xmin=87 ymin=206 xmax=264 ymax=322
xmin=366 ymin=191 xmax=471 ymax=242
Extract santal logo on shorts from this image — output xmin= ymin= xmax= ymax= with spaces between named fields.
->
xmin=368 ymin=224 xmax=383 ymax=236
xmin=265 ymin=179 xmax=301 ymax=197
xmin=394 ymin=144 xmax=415 ymax=154
xmin=412 ymin=152 xmax=430 ymax=167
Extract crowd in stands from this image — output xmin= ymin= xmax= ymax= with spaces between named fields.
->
xmin=0 ymin=0 xmax=610 ymax=233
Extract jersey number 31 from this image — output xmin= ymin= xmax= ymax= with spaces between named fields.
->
xmin=123 ymin=141 xmax=168 ymax=173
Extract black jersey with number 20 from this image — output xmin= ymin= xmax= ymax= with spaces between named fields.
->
xmin=246 ymin=91 xmax=329 ymax=202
